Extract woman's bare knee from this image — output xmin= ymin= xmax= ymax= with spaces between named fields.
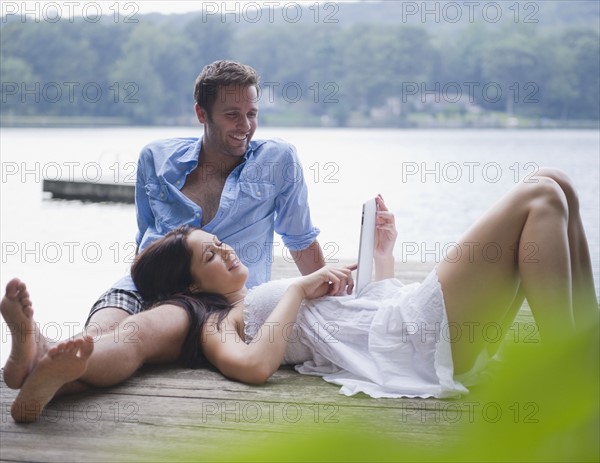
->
xmin=534 ymin=167 xmax=580 ymax=213
xmin=520 ymin=176 xmax=569 ymax=218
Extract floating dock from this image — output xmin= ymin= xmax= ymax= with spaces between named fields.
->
xmin=43 ymin=179 xmax=135 ymax=203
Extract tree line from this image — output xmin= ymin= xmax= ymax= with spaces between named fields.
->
xmin=1 ymin=1 xmax=598 ymax=126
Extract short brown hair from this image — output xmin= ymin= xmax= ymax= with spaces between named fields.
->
xmin=194 ymin=60 xmax=260 ymax=117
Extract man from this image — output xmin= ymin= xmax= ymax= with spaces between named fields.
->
xmin=87 ymin=60 xmax=325 ymax=334
xmin=2 ymin=60 xmax=325 ymax=422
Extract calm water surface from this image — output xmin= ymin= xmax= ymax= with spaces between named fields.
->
xmin=1 ymin=127 xmax=598 ymax=363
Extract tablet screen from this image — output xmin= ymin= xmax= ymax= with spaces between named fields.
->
xmin=355 ymin=198 xmax=376 ymax=296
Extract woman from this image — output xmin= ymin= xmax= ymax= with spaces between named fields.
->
xmin=3 ymin=168 xmax=598 ymax=421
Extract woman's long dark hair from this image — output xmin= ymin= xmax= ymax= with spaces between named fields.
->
xmin=131 ymin=225 xmax=233 ymax=368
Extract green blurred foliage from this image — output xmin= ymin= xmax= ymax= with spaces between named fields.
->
xmin=171 ymin=317 xmax=599 ymax=463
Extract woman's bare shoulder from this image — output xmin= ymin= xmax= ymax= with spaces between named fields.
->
xmin=202 ymin=302 xmax=246 ymax=344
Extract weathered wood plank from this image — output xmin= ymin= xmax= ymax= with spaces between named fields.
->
xmin=1 ymin=365 xmax=461 ymax=462
xmin=0 ymin=260 xmax=537 ymax=462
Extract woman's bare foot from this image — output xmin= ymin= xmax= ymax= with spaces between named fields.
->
xmin=1 ymin=278 xmax=49 ymax=389
xmin=11 ymin=336 xmax=94 ymax=422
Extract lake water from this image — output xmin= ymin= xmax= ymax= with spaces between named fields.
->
xmin=1 ymin=127 xmax=598 ymax=363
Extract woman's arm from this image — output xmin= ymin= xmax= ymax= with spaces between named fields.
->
xmin=374 ymin=195 xmax=398 ymax=281
xmin=202 ymin=266 xmax=354 ymax=385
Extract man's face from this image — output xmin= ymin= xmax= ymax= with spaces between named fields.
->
xmin=197 ymin=85 xmax=258 ymax=158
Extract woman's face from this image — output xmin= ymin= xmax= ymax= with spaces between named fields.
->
xmin=187 ymin=229 xmax=248 ymax=297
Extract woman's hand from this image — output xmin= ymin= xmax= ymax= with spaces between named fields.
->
xmin=374 ymin=194 xmax=397 ymax=260
xmin=374 ymin=195 xmax=397 ymax=281
xmin=292 ymin=265 xmax=356 ymax=300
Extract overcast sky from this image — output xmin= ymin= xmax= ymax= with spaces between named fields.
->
xmin=1 ymin=1 xmax=359 ymax=19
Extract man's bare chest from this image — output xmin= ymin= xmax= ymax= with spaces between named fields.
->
xmin=181 ymin=169 xmax=227 ymax=226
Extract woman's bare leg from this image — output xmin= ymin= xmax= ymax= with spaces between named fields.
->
xmin=533 ymin=168 xmax=599 ymax=325
xmin=436 ymin=170 xmax=596 ymax=373
xmin=486 ymin=284 xmax=525 ymax=358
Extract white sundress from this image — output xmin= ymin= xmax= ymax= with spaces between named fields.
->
xmin=243 ymin=270 xmax=469 ymax=399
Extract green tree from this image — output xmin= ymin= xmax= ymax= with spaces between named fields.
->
xmin=1 ymin=21 xmax=99 ymax=116
xmin=439 ymin=24 xmax=487 ymax=88
xmin=480 ymin=28 xmax=541 ymax=115
xmin=562 ymin=28 xmax=600 ymax=119
xmin=536 ymin=34 xmax=579 ymax=119
xmin=178 ymin=15 xmax=234 ymax=116
xmin=110 ymin=23 xmax=168 ymax=123
xmin=340 ymin=25 xmax=435 ymax=125
xmin=0 ymin=56 xmax=39 ymax=116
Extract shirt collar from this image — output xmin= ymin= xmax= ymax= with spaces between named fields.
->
xmin=246 ymin=139 xmax=267 ymax=161
xmin=178 ymin=138 xmax=202 ymax=166
xmin=188 ymin=137 xmax=268 ymax=164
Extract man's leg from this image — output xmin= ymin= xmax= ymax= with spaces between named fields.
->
xmin=52 ymin=290 xmax=141 ymax=395
xmin=84 ymin=287 xmax=144 ymax=336
xmin=10 ymin=300 xmax=190 ymax=422
xmin=1 ymin=278 xmax=49 ymax=389
xmin=78 ymin=303 xmax=191 ymax=387
xmin=11 ymin=336 xmax=94 ymax=422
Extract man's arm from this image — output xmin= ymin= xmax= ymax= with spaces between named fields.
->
xmin=271 ymin=141 xmax=323 ymax=275
xmin=290 ymin=239 xmax=325 ymax=275
xmin=134 ymin=153 xmax=153 ymax=252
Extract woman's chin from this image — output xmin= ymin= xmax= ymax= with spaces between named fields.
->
xmin=237 ymin=264 xmax=250 ymax=281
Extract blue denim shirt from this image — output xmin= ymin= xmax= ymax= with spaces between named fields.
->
xmin=112 ymin=136 xmax=320 ymax=291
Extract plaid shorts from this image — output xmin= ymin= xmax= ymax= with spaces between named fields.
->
xmin=86 ymin=288 xmax=206 ymax=368
xmin=86 ymin=288 xmax=145 ymax=326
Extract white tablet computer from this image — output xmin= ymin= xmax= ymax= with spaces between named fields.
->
xmin=355 ymin=198 xmax=377 ymax=296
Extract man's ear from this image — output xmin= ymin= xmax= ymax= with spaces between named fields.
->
xmin=195 ymin=103 xmax=208 ymax=124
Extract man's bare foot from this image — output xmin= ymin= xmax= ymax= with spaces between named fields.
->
xmin=11 ymin=336 xmax=94 ymax=422
xmin=1 ymin=278 xmax=48 ymax=389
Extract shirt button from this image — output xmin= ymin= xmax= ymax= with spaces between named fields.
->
xmin=256 ymin=191 xmax=262 ymax=197
xmin=176 ymin=180 xmax=180 ymax=186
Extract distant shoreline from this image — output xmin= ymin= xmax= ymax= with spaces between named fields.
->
xmin=1 ymin=120 xmax=599 ymax=130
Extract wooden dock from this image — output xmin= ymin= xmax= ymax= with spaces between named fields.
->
xmin=43 ymin=180 xmax=135 ymax=203
xmin=0 ymin=261 xmax=539 ymax=462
